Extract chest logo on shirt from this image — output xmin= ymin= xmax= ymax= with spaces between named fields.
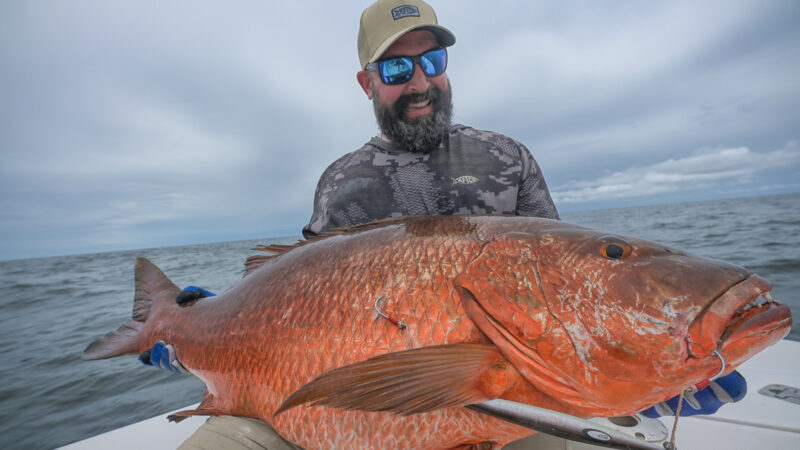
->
xmin=452 ymin=175 xmax=479 ymax=185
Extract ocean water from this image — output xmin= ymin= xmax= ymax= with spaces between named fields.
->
xmin=0 ymin=193 xmax=798 ymax=450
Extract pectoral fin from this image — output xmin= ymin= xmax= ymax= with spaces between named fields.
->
xmin=167 ymin=391 xmax=226 ymax=422
xmin=275 ymin=343 xmax=517 ymax=416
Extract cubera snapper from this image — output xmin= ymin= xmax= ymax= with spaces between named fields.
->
xmin=83 ymin=215 xmax=792 ymax=449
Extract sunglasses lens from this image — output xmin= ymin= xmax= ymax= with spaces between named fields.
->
xmin=420 ymin=49 xmax=447 ymax=77
xmin=376 ymin=49 xmax=448 ymax=85
xmin=380 ymin=58 xmax=414 ymax=85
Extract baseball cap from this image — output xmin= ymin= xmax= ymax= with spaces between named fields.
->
xmin=358 ymin=0 xmax=456 ymax=69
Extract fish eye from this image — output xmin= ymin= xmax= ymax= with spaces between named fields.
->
xmin=597 ymin=238 xmax=632 ymax=260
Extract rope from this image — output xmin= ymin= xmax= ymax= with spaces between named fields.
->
xmin=664 ymin=350 xmax=726 ymax=449
xmin=668 ymin=390 xmax=685 ymax=449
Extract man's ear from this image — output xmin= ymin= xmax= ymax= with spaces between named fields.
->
xmin=357 ymin=70 xmax=374 ymax=100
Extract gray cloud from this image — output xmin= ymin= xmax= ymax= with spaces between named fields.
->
xmin=1 ymin=0 xmax=798 ymax=260
xmin=552 ymin=141 xmax=800 ymax=204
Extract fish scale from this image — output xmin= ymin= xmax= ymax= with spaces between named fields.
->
xmin=249 ymin=227 xmax=492 ymax=446
xmin=246 ymin=227 xmax=516 ymax=447
xmin=83 ymin=215 xmax=791 ymax=449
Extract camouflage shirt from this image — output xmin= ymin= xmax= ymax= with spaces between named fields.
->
xmin=302 ymin=124 xmax=559 ymax=237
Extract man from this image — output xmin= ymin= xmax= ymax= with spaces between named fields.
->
xmin=147 ymin=1 xmax=745 ymax=448
xmin=302 ymin=0 xmax=559 ymax=237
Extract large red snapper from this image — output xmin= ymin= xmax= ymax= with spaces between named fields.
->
xmin=83 ymin=215 xmax=791 ymax=449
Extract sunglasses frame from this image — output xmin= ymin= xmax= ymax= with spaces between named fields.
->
xmin=365 ymin=48 xmax=448 ymax=85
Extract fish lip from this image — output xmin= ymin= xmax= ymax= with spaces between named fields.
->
xmin=687 ymin=274 xmax=778 ymax=358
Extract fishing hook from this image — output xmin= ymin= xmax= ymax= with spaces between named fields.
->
xmin=708 ymin=350 xmax=726 ymax=382
xmin=374 ymin=295 xmax=406 ymax=330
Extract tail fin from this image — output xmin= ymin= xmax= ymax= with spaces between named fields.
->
xmin=82 ymin=257 xmax=180 ymax=360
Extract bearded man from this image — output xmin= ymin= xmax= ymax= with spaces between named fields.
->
xmin=302 ymin=0 xmax=559 ymax=237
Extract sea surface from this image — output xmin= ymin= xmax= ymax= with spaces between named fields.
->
xmin=0 ymin=193 xmax=798 ymax=450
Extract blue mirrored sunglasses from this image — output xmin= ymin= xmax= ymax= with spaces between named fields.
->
xmin=366 ymin=48 xmax=448 ymax=86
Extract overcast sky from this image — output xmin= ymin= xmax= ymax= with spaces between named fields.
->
xmin=1 ymin=0 xmax=798 ymax=261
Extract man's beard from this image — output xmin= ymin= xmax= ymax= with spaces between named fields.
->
xmin=373 ymin=82 xmax=453 ymax=153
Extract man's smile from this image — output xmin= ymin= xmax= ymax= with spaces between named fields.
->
xmin=404 ymin=99 xmax=433 ymax=117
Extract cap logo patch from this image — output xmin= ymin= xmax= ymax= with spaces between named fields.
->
xmin=392 ymin=5 xmax=420 ymax=20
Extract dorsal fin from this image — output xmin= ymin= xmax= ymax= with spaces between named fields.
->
xmin=243 ymin=241 xmax=315 ymax=276
xmin=247 ymin=215 xmax=465 ymax=276
xmin=242 ymin=223 xmax=384 ymax=277
xmin=242 ymin=217 xmax=423 ymax=277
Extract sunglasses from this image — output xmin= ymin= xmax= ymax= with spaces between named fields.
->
xmin=366 ymin=48 xmax=448 ymax=85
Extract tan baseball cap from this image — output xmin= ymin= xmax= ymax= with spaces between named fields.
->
xmin=358 ymin=0 xmax=456 ymax=69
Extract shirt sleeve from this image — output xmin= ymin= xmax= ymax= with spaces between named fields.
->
xmin=302 ymin=165 xmax=335 ymax=238
xmin=302 ymin=146 xmax=393 ymax=238
xmin=515 ymin=143 xmax=560 ymax=220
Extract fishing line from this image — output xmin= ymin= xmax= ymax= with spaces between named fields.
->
xmin=665 ymin=349 xmax=727 ymax=449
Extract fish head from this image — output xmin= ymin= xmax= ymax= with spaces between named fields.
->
xmin=456 ymin=219 xmax=792 ymax=415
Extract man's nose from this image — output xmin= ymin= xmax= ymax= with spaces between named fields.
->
xmin=405 ymin=62 xmax=432 ymax=92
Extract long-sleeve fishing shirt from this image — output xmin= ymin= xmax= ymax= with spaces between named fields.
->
xmin=302 ymin=124 xmax=559 ymax=238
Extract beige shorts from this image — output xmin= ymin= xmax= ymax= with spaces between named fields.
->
xmin=178 ymin=415 xmax=587 ymax=449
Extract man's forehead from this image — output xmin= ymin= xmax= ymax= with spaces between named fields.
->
xmin=381 ymin=30 xmax=439 ymax=58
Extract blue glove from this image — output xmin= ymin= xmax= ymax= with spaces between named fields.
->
xmin=138 ymin=286 xmax=216 ymax=373
xmin=641 ymin=371 xmax=746 ymax=417
xmin=139 ymin=340 xmax=190 ymax=374
xmin=176 ymin=285 xmax=216 ymax=305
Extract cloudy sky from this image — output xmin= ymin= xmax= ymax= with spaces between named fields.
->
xmin=1 ymin=1 xmax=798 ymax=261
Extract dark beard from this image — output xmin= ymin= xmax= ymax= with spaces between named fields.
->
xmin=373 ymin=83 xmax=453 ymax=153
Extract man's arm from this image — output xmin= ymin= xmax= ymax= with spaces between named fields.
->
xmin=514 ymin=144 xmax=560 ymax=219
xmin=302 ymin=173 xmax=331 ymax=238
xmin=303 ymin=144 xmax=400 ymax=237
xmin=303 ymin=154 xmax=359 ymax=238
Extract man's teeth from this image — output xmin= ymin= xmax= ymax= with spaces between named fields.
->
xmin=407 ymin=100 xmax=431 ymax=109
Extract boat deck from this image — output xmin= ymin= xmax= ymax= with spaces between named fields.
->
xmin=61 ymin=339 xmax=800 ymax=449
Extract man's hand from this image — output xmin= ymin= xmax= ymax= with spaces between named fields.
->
xmin=138 ymin=340 xmax=189 ymax=374
xmin=641 ymin=371 xmax=746 ymax=417
xmin=176 ymin=285 xmax=216 ymax=305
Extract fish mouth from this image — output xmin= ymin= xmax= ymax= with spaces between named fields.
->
xmin=687 ymin=274 xmax=791 ymax=362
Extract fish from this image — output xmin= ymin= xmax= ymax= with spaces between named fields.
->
xmin=82 ymin=215 xmax=792 ymax=449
